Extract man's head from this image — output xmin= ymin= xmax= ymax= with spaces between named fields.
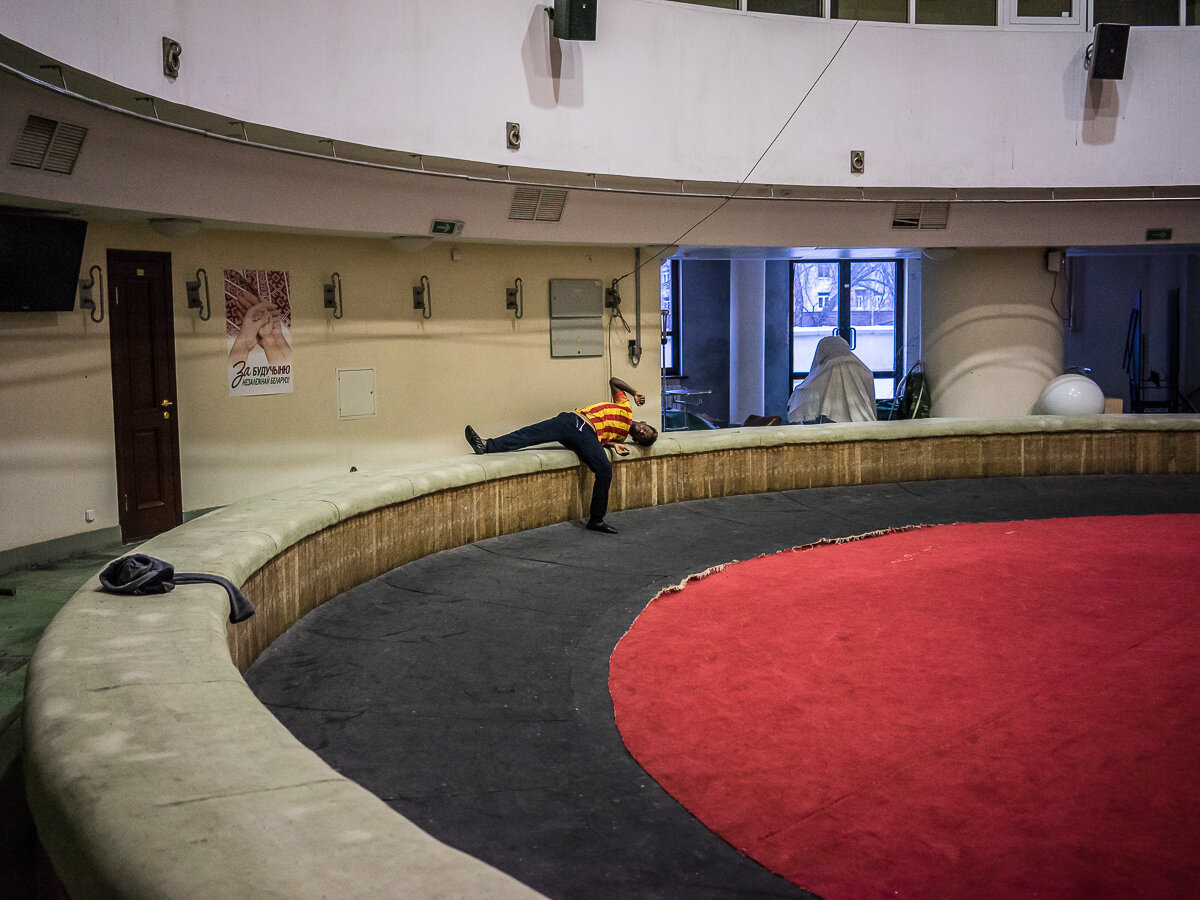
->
xmin=630 ymin=421 xmax=658 ymax=447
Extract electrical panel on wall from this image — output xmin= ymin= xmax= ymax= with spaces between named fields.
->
xmin=337 ymin=367 xmax=376 ymax=419
xmin=548 ymin=278 xmax=603 ymax=358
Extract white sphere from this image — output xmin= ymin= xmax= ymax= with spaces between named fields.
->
xmin=1037 ymin=374 xmax=1106 ymax=415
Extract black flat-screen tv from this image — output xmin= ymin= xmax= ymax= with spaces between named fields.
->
xmin=0 ymin=212 xmax=89 ymax=312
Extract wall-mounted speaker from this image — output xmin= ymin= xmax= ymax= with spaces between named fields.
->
xmin=552 ymin=0 xmax=597 ymax=41
xmin=1088 ymin=23 xmax=1129 ymax=80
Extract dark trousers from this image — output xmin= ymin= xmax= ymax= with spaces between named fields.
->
xmin=486 ymin=411 xmax=612 ymax=523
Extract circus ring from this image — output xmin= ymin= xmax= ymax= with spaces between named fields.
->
xmin=23 ymin=415 xmax=1200 ymax=899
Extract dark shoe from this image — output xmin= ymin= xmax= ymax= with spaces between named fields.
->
xmin=465 ymin=425 xmax=486 ymax=455
xmin=586 ymin=520 xmax=618 ymax=534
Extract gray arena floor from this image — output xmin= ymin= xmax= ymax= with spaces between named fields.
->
xmin=246 ymin=475 xmax=1200 ymax=900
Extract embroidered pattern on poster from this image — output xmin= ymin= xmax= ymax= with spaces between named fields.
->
xmin=225 ymin=269 xmax=294 ymax=397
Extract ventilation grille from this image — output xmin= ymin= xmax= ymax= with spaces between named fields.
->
xmin=891 ymin=202 xmax=949 ymax=230
xmin=509 ymin=187 xmax=568 ymax=222
xmin=10 ymin=115 xmax=87 ymax=175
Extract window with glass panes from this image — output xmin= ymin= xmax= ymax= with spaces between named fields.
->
xmin=1018 ymin=0 xmax=1073 ymax=15
xmin=664 ymin=0 xmax=1196 ymax=24
xmin=660 ymin=260 xmax=681 ymax=376
xmin=917 ymin=0 xmax=998 ymax=24
xmin=790 ymin=260 xmax=902 ymax=402
xmin=831 ymin=0 xmax=908 ymax=21
xmin=748 ymin=0 xmax=823 ymax=14
xmin=1093 ymin=0 xmax=1183 ymax=25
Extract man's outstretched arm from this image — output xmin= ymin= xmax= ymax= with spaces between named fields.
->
xmin=609 ymin=376 xmax=646 ymax=407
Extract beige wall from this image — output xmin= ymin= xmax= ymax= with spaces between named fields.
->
xmin=0 ymin=220 xmax=657 ymax=551
xmin=0 ymin=230 xmax=1088 ymax=553
xmin=922 ymin=248 xmax=1065 ymax=418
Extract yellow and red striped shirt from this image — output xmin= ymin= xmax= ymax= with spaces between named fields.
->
xmin=576 ymin=391 xmax=634 ymax=444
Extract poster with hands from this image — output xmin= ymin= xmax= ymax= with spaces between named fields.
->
xmin=225 ymin=269 xmax=294 ymax=397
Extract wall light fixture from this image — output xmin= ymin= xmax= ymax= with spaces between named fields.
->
xmin=506 ymin=277 xmax=524 ymax=319
xmin=413 ymin=275 xmax=432 ymax=319
xmin=324 ymin=272 xmax=344 ymax=319
xmin=78 ymin=265 xmax=104 ymax=323
xmin=186 ymin=268 xmax=211 ymax=321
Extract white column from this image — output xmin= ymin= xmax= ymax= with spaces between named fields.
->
xmin=729 ymin=259 xmax=766 ymax=425
xmin=922 ymin=248 xmax=1064 ymax=417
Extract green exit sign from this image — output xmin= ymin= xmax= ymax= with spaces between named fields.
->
xmin=1145 ymin=228 xmax=1172 ymax=241
xmin=430 ymin=219 xmax=464 ymax=236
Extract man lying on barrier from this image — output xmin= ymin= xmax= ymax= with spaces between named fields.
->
xmin=465 ymin=377 xmax=657 ymax=534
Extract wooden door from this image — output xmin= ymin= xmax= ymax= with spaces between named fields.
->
xmin=107 ymin=249 xmax=183 ymax=543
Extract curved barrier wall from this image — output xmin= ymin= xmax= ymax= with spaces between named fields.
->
xmin=25 ymin=416 xmax=1200 ymax=898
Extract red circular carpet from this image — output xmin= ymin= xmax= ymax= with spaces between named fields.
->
xmin=609 ymin=515 xmax=1200 ymax=899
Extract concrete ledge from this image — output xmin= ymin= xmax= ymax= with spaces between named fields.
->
xmin=24 ymin=416 xmax=1200 ymax=898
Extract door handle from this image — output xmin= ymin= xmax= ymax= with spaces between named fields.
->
xmin=161 ymin=400 xmax=173 ymax=407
